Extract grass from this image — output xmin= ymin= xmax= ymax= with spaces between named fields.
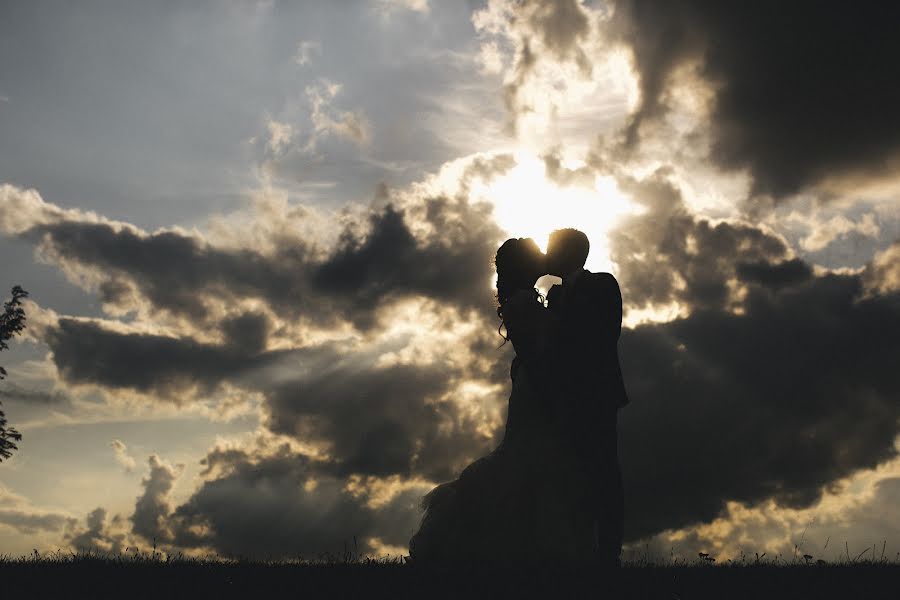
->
xmin=1 ymin=547 xmax=898 ymax=599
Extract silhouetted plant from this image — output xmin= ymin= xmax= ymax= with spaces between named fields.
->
xmin=0 ymin=403 xmax=21 ymax=461
xmin=0 ymin=285 xmax=28 ymax=461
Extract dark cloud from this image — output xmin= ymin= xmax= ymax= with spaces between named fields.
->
xmin=0 ymin=508 xmax=73 ymax=535
xmin=22 ymin=167 xmax=900 ymax=554
xmin=610 ymin=170 xmax=791 ymax=310
xmin=524 ymin=0 xmax=590 ymax=63
xmin=10 ymin=179 xmax=512 ymax=490
xmin=612 ymin=174 xmax=900 ymax=541
xmin=631 ymin=473 xmax=900 ymax=561
xmin=131 ymin=455 xmax=183 ymax=544
xmin=42 ymin=317 xmax=274 ymax=399
xmin=265 ymin=353 xmax=497 ymax=481
xmin=611 ymin=0 xmax=900 ymax=197
xmin=22 ymin=220 xmax=316 ymax=323
xmin=169 ymin=446 xmax=427 ymax=558
xmin=18 ymin=189 xmax=503 ymax=332
xmin=0 ymin=382 xmax=67 ymax=404
xmin=313 ymin=196 xmax=501 ymax=329
xmin=41 ymin=312 xmax=506 ymax=482
xmin=620 ymin=278 xmax=900 ymax=540
xmin=221 ymin=311 xmax=271 ymax=355
xmin=65 ymin=507 xmax=128 ymax=554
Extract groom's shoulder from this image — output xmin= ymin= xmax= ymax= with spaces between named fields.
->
xmin=579 ymin=270 xmax=621 ymax=294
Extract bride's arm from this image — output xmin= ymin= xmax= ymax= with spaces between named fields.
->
xmin=502 ymin=289 xmax=560 ymax=367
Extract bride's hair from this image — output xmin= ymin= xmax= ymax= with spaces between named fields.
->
xmin=494 ymin=237 xmax=544 ymax=343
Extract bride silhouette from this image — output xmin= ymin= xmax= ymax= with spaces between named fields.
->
xmin=408 ymin=237 xmax=596 ymax=565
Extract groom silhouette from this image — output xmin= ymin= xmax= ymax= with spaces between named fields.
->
xmin=545 ymin=228 xmax=628 ymax=567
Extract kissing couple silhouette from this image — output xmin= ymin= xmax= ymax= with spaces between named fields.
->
xmin=408 ymin=228 xmax=629 ymax=568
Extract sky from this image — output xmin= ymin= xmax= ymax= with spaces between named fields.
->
xmin=0 ymin=0 xmax=898 ymax=562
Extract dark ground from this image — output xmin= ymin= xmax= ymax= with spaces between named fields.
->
xmin=1 ymin=554 xmax=898 ymax=599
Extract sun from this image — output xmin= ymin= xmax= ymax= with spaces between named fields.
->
xmin=471 ymin=151 xmax=639 ymax=274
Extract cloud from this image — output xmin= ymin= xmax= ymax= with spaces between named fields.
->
xmin=0 ymin=381 xmax=67 ymax=405
xmin=1 ymin=172 xmax=515 ymax=554
xmin=610 ymin=169 xmax=794 ymax=312
xmin=4 ymin=189 xmax=509 ymax=439
xmin=609 ymin=1 xmax=900 ymax=197
xmin=110 ymin=439 xmax=136 ymax=473
xmin=86 ymin=156 xmax=896 ymax=555
xmin=167 ymin=442 xmax=432 ymax=558
xmin=609 ymin=172 xmax=900 ymax=542
xmin=799 ymin=214 xmax=880 ymax=253
xmin=1 ymin=182 xmax=504 ymax=334
xmin=65 ymin=507 xmax=130 ymax=554
xmin=374 ymin=0 xmax=430 ymax=18
xmin=8 ymin=131 xmax=900 ymax=560
xmin=472 ymin=0 xmax=633 ymax=139
xmin=863 ymin=242 xmax=900 ymax=297
xmin=630 ymin=456 xmax=900 ymax=562
xmin=0 ymin=509 xmax=72 ymax=535
xmin=305 ymin=79 xmax=369 ymax=146
xmin=262 ymin=344 xmax=496 ymax=481
xmin=293 ymin=40 xmax=321 ymax=67
xmin=265 ymin=118 xmax=295 ymax=155
xmin=131 ymin=455 xmax=184 ymax=544
xmin=41 ymin=315 xmax=281 ymax=401
xmin=312 ymin=198 xmax=502 ymax=329
xmin=0 ymin=484 xmax=76 ymax=535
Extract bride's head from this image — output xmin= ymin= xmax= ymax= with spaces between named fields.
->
xmin=494 ymin=237 xmax=544 ymax=326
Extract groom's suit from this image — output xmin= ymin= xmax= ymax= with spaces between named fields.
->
xmin=547 ymin=268 xmax=627 ymax=564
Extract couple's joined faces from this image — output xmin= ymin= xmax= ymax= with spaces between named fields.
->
xmin=546 ymin=229 xmax=589 ymax=276
xmin=545 ymin=238 xmax=566 ymax=277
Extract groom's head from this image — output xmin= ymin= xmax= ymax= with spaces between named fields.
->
xmin=546 ymin=228 xmax=589 ymax=277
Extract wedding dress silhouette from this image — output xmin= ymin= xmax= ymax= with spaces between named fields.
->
xmin=408 ymin=239 xmax=596 ymax=565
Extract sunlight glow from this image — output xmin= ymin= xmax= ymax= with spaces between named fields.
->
xmin=472 ymin=152 xmax=639 ymax=273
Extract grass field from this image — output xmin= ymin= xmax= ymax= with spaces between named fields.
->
xmin=1 ymin=550 xmax=898 ymax=599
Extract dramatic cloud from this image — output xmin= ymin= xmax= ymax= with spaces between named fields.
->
xmin=168 ymin=442 xmax=431 ymax=558
xmin=263 ymin=346 xmax=497 ymax=481
xmin=7 ymin=162 xmax=900 ymax=557
xmin=2 ymin=181 xmax=504 ymax=333
xmin=631 ymin=456 xmax=900 ymax=562
xmin=0 ymin=509 xmax=72 ymax=535
xmin=0 ymin=381 xmax=67 ymax=405
xmin=610 ymin=1 xmax=900 ymax=197
xmin=41 ymin=316 xmax=277 ymax=401
xmin=65 ymin=507 xmax=130 ymax=554
xmin=472 ymin=0 xmax=634 ymax=140
xmin=610 ymin=169 xmax=791 ymax=312
xmin=613 ymin=173 xmax=900 ymax=541
xmin=0 ymin=485 xmax=75 ymax=536
xmin=3 ymin=2 xmax=899 ymax=560
xmin=1 ymin=175 xmax=515 ymax=555
xmin=131 ymin=455 xmax=184 ymax=544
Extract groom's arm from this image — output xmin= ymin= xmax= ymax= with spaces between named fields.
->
xmin=582 ymin=272 xmax=622 ymax=343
